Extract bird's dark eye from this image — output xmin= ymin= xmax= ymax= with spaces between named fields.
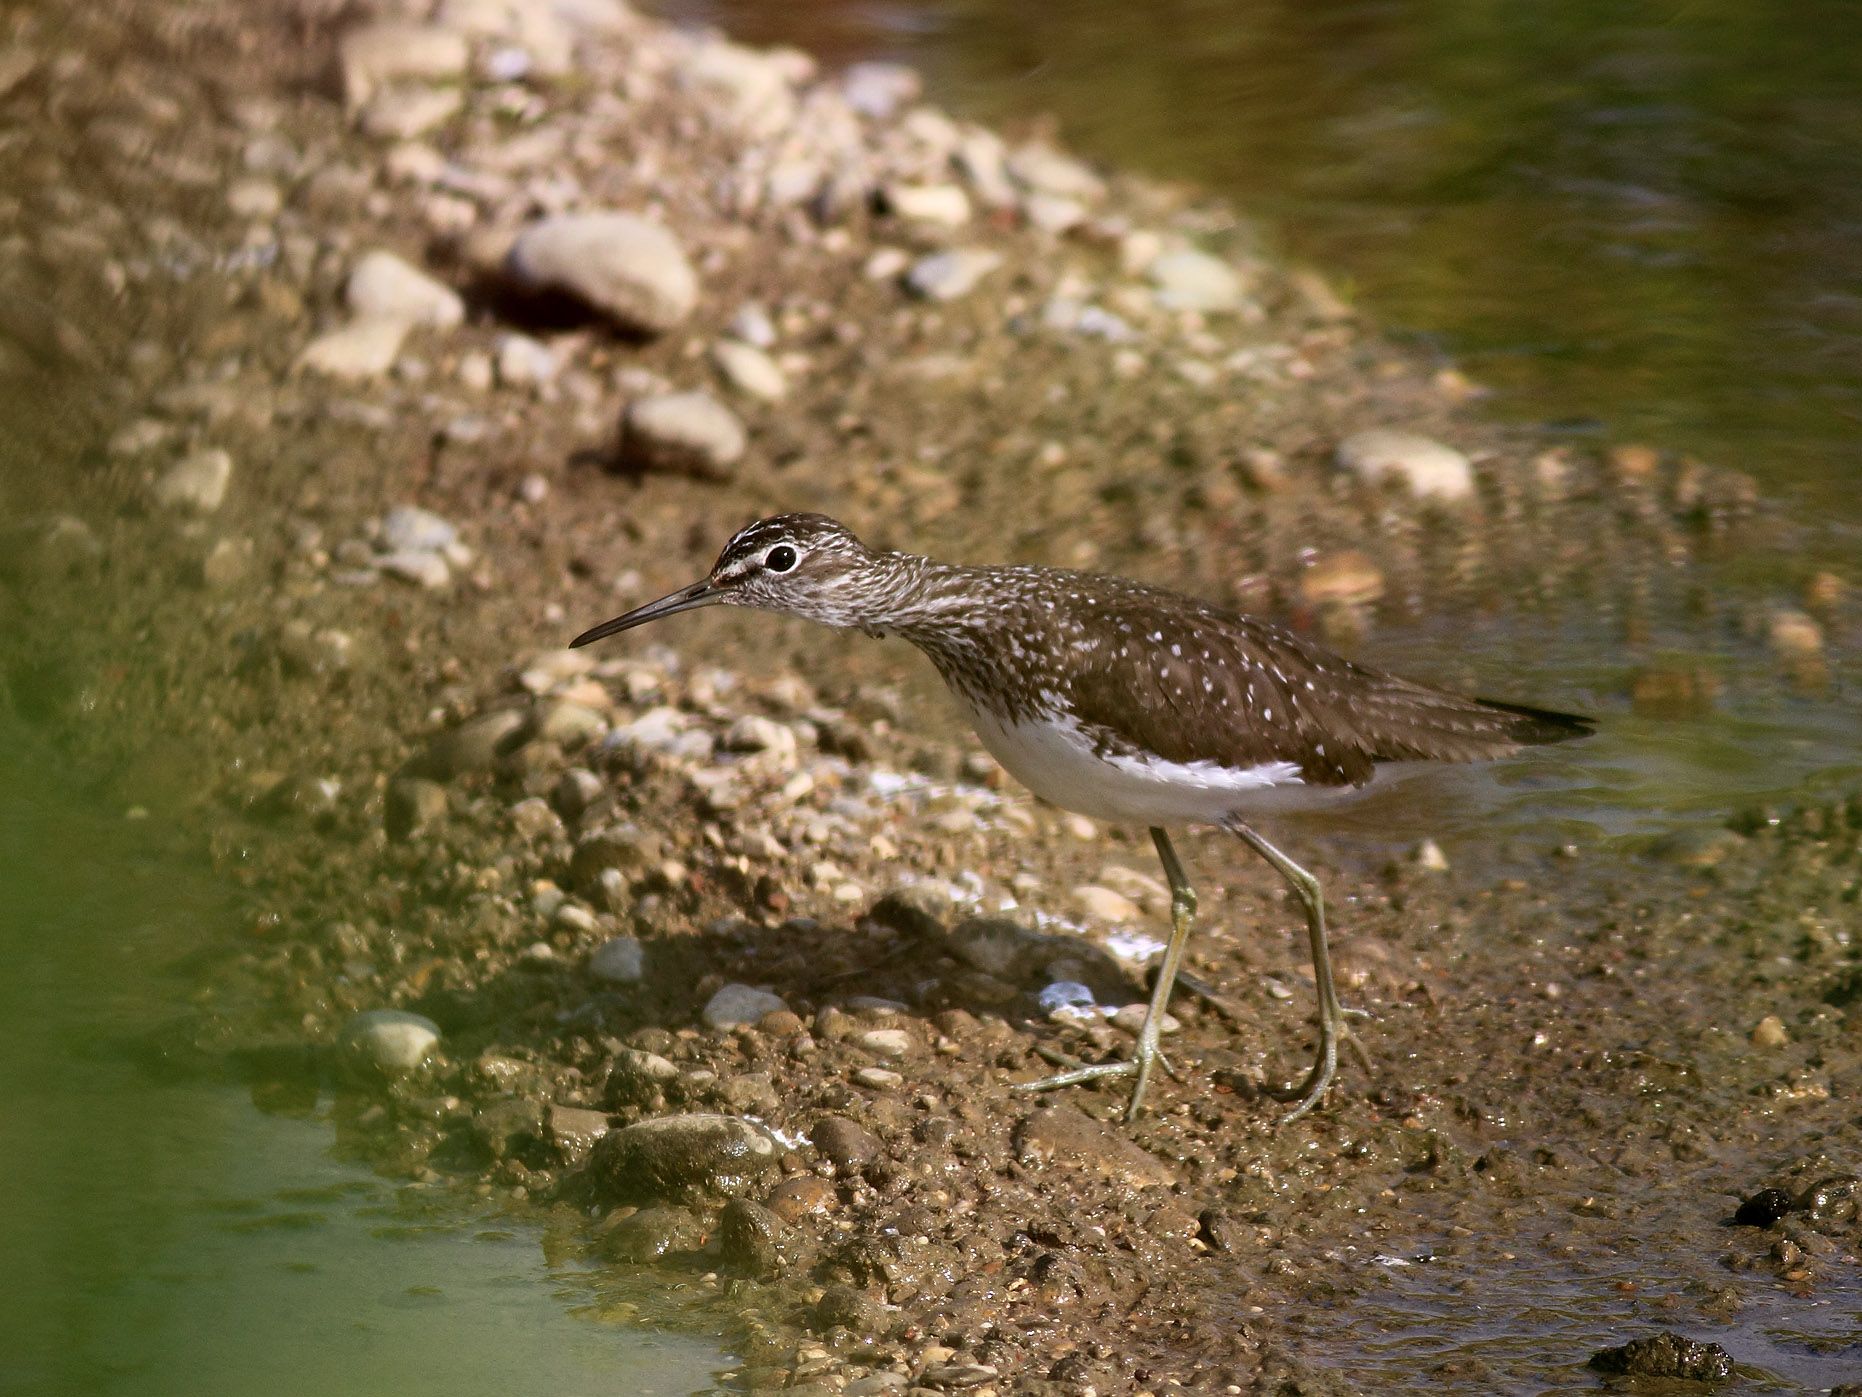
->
xmin=764 ymin=545 xmax=798 ymax=573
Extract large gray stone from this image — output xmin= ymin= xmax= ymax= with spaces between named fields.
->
xmin=507 ymin=212 xmax=698 ymax=335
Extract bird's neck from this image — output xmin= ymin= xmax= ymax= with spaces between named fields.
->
xmin=847 ymin=554 xmax=990 ymax=642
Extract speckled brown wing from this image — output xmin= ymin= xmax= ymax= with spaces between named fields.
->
xmin=1054 ymin=582 xmax=1589 ymax=788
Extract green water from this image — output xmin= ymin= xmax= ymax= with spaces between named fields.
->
xmin=672 ymin=0 xmax=1862 ymax=532
xmin=0 ymin=718 xmax=726 ymax=1396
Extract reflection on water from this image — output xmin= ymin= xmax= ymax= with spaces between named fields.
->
xmin=1273 ymin=1223 xmax=1862 ymax=1394
xmin=663 ymin=0 xmax=1862 ymax=532
xmin=0 ymin=719 xmax=726 ymax=1397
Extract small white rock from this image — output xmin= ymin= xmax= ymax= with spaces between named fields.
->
xmin=712 ymin=339 xmax=787 ymax=401
xmin=346 ymin=249 xmax=464 ymax=328
xmin=841 ymin=61 xmax=921 ymax=119
xmin=507 ymin=211 xmax=698 ymax=335
xmin=882 ymin=182 xmax=972 ymax=227
xmin=1149 ymin=248 xmax=1246 ymax=313
xmin=855 ymin=1028 xmax=911 ymax=1059
xmin=727 ymin=302 xmax=777 ymax=348
xmin=296 ymin=318 xmax=411 ymax=381
xmin=904 ymin=248 xmax=1003 ymax=302
xmin=358 ymin=84 xmax=463 ymax=141
xmin=1072 ymin=885 xmax=1141 ymax=924
xmin=339 ymin=1008 xmax=441 ymax=1075
xmin=621 ymin=391 xmax=746 ymax=479
xmin=379 ymin=505 xmax=457 ymax=553
xmin=1111 ymin=1004 xmax=1179 ymax=1037
xmin=1336 ymin=429 xmax=1475 ymax=503
xmin=152 ymin=449 xmax=233 ymax=513
xmin=496 ymin=332 xmax=559 ymax=386
xmin=338 ymin=22 xmax=469 ymax=108
xmin=377 ymin=550 xmax=451 ymax=588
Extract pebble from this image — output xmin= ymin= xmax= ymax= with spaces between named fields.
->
xmin=1766 ymin=608 xmax=1823 ymax=658
xmin=1023 ymin=193 xmax=1088 ymax=235
xmin=379 ymin=504 xmax=457 ymax=553
xmin=586 ymin=935 xmax=644 ymax=984
xmin=533 ymin=700 xmax=607 ymax=748
xmin=413 ymin=709 xmax=527 ymax=780
xmin=1298 ymin=549 xmax=1386 ymax=608
xmin=200 ymin=536 xmax=254 ymax=589
xmin=811 ymin=1115 xmax=881 ymax=1170
xmin=496 ymin=333 xmax=558 ymax=386
xmin=588 ymin=1113 xmax=779 ymax=1202
xmin=1750 ymin=1015 xmax=1790 ymax=1048
xmin=766 ymin=1176 xmax=836 ymax=1222
xmin=296 ymin=318 xmax=412 ymax=381
xmin=507 ymin=211 xmax=698 ymax=335
xmin=621 ymin=390 xmax=746 ymax=479
xmin=508 ymin=797 xmax=563 ymax=840
xmin=881 ymin=182 xmax=972 ymax=227
xmin=1110 ymin=1004 xmax=1178 ymax=1037
xmin=547 ymin=1104 xmax=612 ymax=1164
xmin=152 ymin=448 xmax=233 ymax=513
xmin=711 ymin=339 xmax=787 ymax=401
xmin=1013 ymin=1104 xmax=1176 ymax=1187
xmin=338 ymin=22 xmax=469 ymax=107
xmin=852 ymin=1066 xmax=903 ymax=1090
xmin=717 ymin=1197 xmax=787 ymax=1279
xmin=551 ymin=767 xmax=604 ymax=819
xmin=1336 ymin=429 xmax=1475 ymax=503
xmin=358 ymin=85 xmax=462 ymax=141
xmin=377 ymin=549 xmax=450 ymax=589
xmin=345 ymin=250 xmax=464 ymax=327
xmin=854 ymin=1028 xmax=911 ymax=1059
xmin=726 ymin=304 xmax=777 ymax=351
xmin=704 ymin=983 xmax=790 ymax=1030
xmin=226 ymin=178 xmax=282 ymax=220
xmin=1071 ymin=884 xmax=1140 ymax=924
xmin=1006 ymin=144 xmax=1104 ymax=201
xmin=1148 ymin=248 xmax=1246 ymax=312
xmin=599 ymin=1204 xmax=709 ymax=1263
xmin=904 ymin=249 xmax=1002 ymax=302
xmin=841 ymin=61 xmax=921 ymax=120
xmin=724 ymin=714 xmax=797 ymax=756
xmin=1412 ymin=838 xmax=1450 ymax=873
xmin=376 ymin=778 xmax=441 ymax=841
xmin=338 ymin=1008 xmax=441 ymax=1078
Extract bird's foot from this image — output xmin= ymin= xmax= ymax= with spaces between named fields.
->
xmin=1266 ymin=1003 xmax=1371 ymax=1124
xmin=1019 ymin=1040 xmax=1179 ymax=1122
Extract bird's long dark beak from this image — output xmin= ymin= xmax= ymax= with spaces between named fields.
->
xmin=569 ymin=579 xmax=723 ymax=648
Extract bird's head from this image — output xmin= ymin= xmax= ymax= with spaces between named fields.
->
xmin=569 ymin=513 xmax=879 ymax=647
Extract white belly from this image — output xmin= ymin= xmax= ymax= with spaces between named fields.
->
xmin=958 ymin=699 xmax=1309 ymax=826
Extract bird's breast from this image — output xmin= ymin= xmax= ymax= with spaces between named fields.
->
xmin=954 ymin=695 xmax=1307 ymax=826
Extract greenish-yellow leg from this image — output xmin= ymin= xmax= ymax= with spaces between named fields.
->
xmin=1225 ymin=818 xmax=1371 ymax=1123
xmin=1016 ymin=826 xmax=1198 ymax=1121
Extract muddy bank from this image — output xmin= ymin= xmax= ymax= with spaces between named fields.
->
xmin=2 ymin=0 xmax=1858 ymax=1392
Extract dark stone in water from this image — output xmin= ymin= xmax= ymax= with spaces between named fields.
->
xmin=598 ymin=1203 xmax=708 ymax=1263
xmin=588 ymin=1113 xmax=778 ymax=1203
xmin=1589 ymin=1332 xmax=1733 ymax=1381
xmin=717 ymin=1197 xmax=787 ymax=1278
xmin=1732 ymin=1186 xmax=1797 ymax=1227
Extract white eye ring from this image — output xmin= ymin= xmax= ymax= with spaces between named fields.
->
xmin=764 ymin=544 xmax=799 ymax=573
